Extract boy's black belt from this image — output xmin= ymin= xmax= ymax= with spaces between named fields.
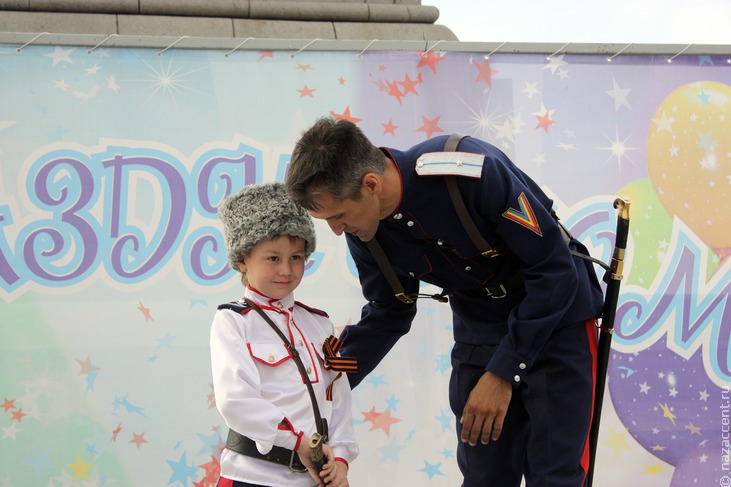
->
xmin=463 ymin=272 xmax=525 ymax=299
xmin=225 ymin=429 xmax=307 ymax=473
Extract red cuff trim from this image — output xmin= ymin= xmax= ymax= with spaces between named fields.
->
xmin=294 ymin=430 xmax=304 ymax=451
xmin=335 ymin=457 xmax=349 ymax=468
xmin=278 ymin=417 xmax=296 ymax=432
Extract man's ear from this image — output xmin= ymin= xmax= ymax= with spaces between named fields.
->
xmin=361 ymin=172 xmax=382 ymax=195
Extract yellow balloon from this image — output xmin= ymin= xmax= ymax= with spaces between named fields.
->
xmin=647 ymin=81 xmax=731 ymax=249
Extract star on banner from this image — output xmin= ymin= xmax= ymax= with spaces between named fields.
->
xmin=382 ymin=119 xmax=398 ymax=136
xmin=45 ymin=46 xmax=74 ymax=66
xmin=606 ymin=79 xmax=631 ymax=111
xmin=257 ymin=51 xmax=273 ymax=61
xmin=386 ymin=80 xmax=404 ymax=104
xmin=330 ymin=106 xmax=362 ymax=124
xmin=416 ymin=51 xmax=444 ymax=74
xmin=1 ymin=398 xmax=16 ymax=413
xmin=77 ymin=355 xmax=99 ymax=376
xmin=534 ymin=104 xmax=556 ymax=133
xmin=416 ymin=115 xmax=444 ymax=139
xmin=166 ymin=451 xmax=198 ymax=486
xmin=137 ymin=302 xmax=154 ymax=322
xmin=369 ymin=410 xmax=401 ymax=436
xmin=643 ymin=463 xmax=667 ymax=476
xmin=543 ymin=54 xmax=567 ymax=74
xmin=66 ymin=454 xmax=92 ymax=481
xmin=10 ymin=408 xmax=26 ymax=422
xmin=130 ymin=432 xmax=148 ymax=448
xmin=111 ymin=422 xmax=122 ymax=442
xmin=474 ymin=59 xmax=498 ymax=88
xmin=295 ymin=64 xmax=314 ymax=72
xmin=603 ymin=427 xmax=632 ymax=458
xmin=296 ymin=85 xmax=316 ymax=98
xmin=418 ymin=460 xmax=445 ymax=480
xmin=398 ymin=73 xmax=419 ymax=96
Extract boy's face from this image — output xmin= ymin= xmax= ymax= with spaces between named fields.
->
xmin=238 ymin=236 xmax=306 ymax=300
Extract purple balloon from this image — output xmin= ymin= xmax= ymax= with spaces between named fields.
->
xmin=670 ymin=441 xmax=729 ymax=486
xmin=608 ymin=341 xmax=724 ymax=466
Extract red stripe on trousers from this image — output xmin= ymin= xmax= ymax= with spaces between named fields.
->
xmin=580 ymin=318 xmax=599 ymax=484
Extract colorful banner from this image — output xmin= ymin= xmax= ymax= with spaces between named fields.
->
xmin=0 ymin=44 xmax=729 ymax=486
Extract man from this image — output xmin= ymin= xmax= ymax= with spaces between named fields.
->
xmin=285 ymin=117 xmax=604 ymax=487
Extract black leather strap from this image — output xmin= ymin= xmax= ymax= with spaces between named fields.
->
xmin=225 ymin=429 xmax=307 ymax=472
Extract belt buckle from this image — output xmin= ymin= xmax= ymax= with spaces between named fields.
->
xmin=485 ymin=284 xmax=507 ymax=299
xmin=289 ymin=449 xmax=308 ymax=473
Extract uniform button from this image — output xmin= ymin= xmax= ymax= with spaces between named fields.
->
xmin=519 ymin=363 xmax=526 ymax=370
xmin=307 ymin=367 xmax=312 ymax=374
xmin=268 ymin=355 xmax=275 ymax=363
xmin=408 ymin=272 xmax=415 ymax=277
xmin=456 ymin=160 xmax=463 ymax=166
xmin=437 ymin=239 xmax=443 ymax=245
xmin=393 ymin=213 xmax=402 ymax=219
xmin=465 ymin=266 xmax=472 ymax=271
xmin=417 ymin=161 xmax=424 ymax=167
xmin=514 ymin=375 xmax=521 ymax=383
xmin=299 ymin=340 xmax=303 ymax=347
xmin=276 ymin=302 xmax=283 ymax=308
xmin=407 ymin=221 xmax=414 ymax=227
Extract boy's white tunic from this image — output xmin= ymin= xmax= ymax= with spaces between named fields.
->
xmin=210 ymin=287 xmax=358 ymax=486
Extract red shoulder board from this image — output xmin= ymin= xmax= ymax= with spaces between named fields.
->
xmin=217 ymin=302 xmax=252 ymax=314
xmin=295 ymin=301 xmax=329 ymax=318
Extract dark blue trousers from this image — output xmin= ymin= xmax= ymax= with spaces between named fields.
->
xmin=449 ymin=320 xmax=597 ymax=487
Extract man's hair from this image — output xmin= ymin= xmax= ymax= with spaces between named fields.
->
xmin=286 ymin=117 xmax=385 ymax=210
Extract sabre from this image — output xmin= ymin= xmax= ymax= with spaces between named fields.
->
xmin=587 ymin=197 xmax=631 ymax=487
xmin=309 ymin=432 xmax=327 ymax=475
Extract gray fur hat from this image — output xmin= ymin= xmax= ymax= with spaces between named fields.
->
xmin=218 ymin=182 xmax=316 ymax=269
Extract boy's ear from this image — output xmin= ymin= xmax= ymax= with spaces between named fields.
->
xmin=237 ymin=261 xmax=246 ymax=273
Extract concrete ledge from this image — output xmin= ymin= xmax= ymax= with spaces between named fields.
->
xmin=140 ymin=0 xmax=249 ymax=17
xmin=30 ymin=0 xmax=137 ymax=14
xmin=250 ymin=1 xmax=367 ymax=22
xmin=0 ymin=1 xmax=29 ymax=8
xmin=233 ymin=18 xmax=335 ymax=39
xmin=369 ymin=4 xmax=438 ymax=22
xmin=334 ymin=21 xmax=456 ymax=41
xmin=118 ymin=14 xmax=235 ymax=37
xmin=3 ymin=0 xmax=440 ymax=22
xmin=0 ymin=10 xmax=118 ymax=34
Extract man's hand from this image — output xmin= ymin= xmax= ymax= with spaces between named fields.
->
xmin=460 ymin=371 xmax=512 ymax=446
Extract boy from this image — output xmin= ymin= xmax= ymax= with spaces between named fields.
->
xmin=211 ymin=182 xmax=358 ymax=487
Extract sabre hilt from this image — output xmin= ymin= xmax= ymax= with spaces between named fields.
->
xmin=309 ymin=432 xmax=326 ymax=473
xmin=604 ymin=198 xmax=631 ymax=283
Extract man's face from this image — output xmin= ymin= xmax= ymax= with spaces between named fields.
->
xmin=307 ymin=187 xmax=382 ymax=242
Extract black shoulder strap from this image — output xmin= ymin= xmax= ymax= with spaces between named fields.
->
xmin=443 ymin=134 xmax=501 ymax=258
xmin=365 ymin=238 xmax=415 ymax=304
xmin=244 ymin=298 xmax=326 ymax=437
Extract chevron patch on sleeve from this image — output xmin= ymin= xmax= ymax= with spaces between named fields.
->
xmin=502 ymin=192 xmax=543 ymax=236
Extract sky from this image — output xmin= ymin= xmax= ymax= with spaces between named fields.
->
xmin=428 ymin=0 xmax=731 ymax=45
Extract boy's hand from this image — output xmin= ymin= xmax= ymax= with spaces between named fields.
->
xmin=319 ymin=444 xmax=349 ymax=487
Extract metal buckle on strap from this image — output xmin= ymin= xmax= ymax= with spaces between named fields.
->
xmin=289 ymin=449 xmax=308 ymax=473
xmin=485 ymin=284 xmax=507 ymax=299
xmin=395 ymin=292 xmax=415 ymax=304
xmin=481 ymin=248 xmax=502 ymax=258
